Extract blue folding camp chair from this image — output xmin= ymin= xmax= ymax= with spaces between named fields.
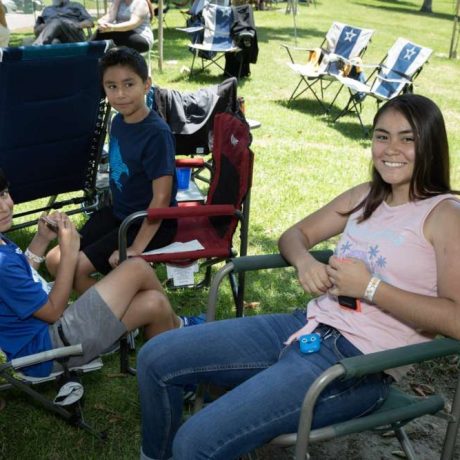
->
xmin=282 ymin=22 xmax=374 ymax=111
xmin=0 ymin=41 xmax=112 ymax=230
xmin=180 ymin=2 xmax=244 ymax=78
xmin=330 ymin=37 xmax=433 ymax=133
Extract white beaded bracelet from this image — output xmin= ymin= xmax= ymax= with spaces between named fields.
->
xmin=24 ymin=248 xmax=45 ymax=264
xmin=364 ymin=276 xmax=381 ymax=303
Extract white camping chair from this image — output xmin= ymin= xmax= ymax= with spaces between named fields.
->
xmin=330 ymin=37 xmax=433 ymax=133
xmin=282 ymin=22 xmax=374 ymax=111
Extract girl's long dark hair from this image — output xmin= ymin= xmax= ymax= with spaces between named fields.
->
xmin=347 ymin=94 xmax=453 ymax=222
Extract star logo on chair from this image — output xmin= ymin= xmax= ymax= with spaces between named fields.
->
xmin=404 ymin=47 xmax=417 ymax=60
xmin=230 ymin=134 xmax=239 ymax=146
xmin=221 ymin=7 xmax=232 ymax=17
xmin=344 ymin=30 xmax=357 ymax=42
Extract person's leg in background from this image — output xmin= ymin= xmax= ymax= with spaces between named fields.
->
xmin=33 ymin=18 xmax=85 ymax=45
xmin=91 ymin=30 xmax=150 ymax=52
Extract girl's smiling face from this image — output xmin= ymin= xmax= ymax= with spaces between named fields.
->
xmin=372 ymin=108 xmax=416 ymax=203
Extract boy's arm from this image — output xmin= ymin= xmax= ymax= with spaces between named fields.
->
xmin=33 ymin=216 xmax=80 ymax=323
xmin=108 ymin=175 xmax=173 ymax=268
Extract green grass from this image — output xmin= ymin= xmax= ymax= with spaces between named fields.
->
xmin=1 ymin=0 xmax=460 ymax=458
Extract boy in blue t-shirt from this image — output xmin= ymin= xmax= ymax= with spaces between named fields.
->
xmin=0 ymin=168 xmax=201 ymax=378
xmin=47 ymin=47 xmax=179 ymax=295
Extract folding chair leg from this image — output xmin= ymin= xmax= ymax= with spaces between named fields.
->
xmin=236 ymin=272 xmax=246 ymax=317
xmin=288 ymin=79 xmax=307 ymax=103
xmin=1 ymin=371 xmax=105 ymax=439
xmin=394 ymin=427 xmax=417 ymax=460
xmin=190 ymin=49 xmax=198 ymax=76
xmin=332 ymin=94 xmax=368 ymax=136
xmin=327 ymin=84 xmax=345 ymax=113
xmin=120 ymin=336 xmax=136 ymax=375
xmin=441 ymin=374 xmax=460 ymax=460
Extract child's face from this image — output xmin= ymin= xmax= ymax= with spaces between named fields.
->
xmin=102 ymin=64 xmax=151 ymax=123
xmin=372 ymin=108 xmax=416 ymax=194
xmin=0 ymin=188 xmax=14 ymax=233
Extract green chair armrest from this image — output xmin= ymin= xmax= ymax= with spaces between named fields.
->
xmin=230 ymin=250 xmax=333 ymax=274
xmin=340 ymin=337 xmax=460 ymax=379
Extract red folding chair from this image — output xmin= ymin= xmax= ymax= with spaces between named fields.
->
xmin=118 ymin=111 xmax=254 ymax=373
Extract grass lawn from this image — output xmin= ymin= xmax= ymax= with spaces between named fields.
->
xmin=1 ymin=0 xmax=460 ymax=458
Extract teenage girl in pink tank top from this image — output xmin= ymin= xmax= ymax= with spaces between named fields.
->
xmin=137 ymin=94 xmax=460 ymax=460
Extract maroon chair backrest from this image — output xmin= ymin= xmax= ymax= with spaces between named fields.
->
xmin=207 ymin=112 xmax=254 ymax=240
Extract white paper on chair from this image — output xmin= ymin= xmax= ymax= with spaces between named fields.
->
xmin=166 ymin=262 xmax=199 ymax=287
xmin=142 ymin=240 xmax=204 ymax=256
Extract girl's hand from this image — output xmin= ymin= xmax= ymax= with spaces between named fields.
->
xmin=326 ymin=256 xmax=371 ymax=299
xmin=57 ymin=214 xmax=80 ymax=258
xmin=296 ymin=256 xmax=333 ymax=295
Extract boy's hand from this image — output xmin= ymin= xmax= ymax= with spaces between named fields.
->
xmin=37 ymin=213 xmax=58 ymax=242
xmin=296 ymin=256 xmax=332 ymax=295
xmin=57 ymin=214 xmax=80 ymax=258
xmin=108 ymin=247 xmax=141 ymax=269
xmin=326 ymin=256 xmax=371 ymax=299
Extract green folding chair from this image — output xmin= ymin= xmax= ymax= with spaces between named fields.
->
xmin=206 ymin=253 xmax=460 ymax=460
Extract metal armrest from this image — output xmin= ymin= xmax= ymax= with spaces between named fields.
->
xmin=1 ymin=344 xmax=83 ymax=373
xmin=176 ymin=26 xmax=204 ymax=34
xmin=118 ymin=205 xmax=243 ymax=262
xmin=230 ymin=250 xmax=332 ymax=273
xmin=376 ymin=74 xmax=410 ymax=85
xmin=206 ymin=251 xmax=333 ymax=321
xmin=295 ymin=337 xmax=460 ymax=459
xmin=281 ymin=44 xmax=318 ymax=52
xmin=340 ymin=338 xmax=460 ymax=378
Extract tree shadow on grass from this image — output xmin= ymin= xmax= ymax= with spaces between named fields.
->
xmin=274 ymin=97 xmax=329 ymax=117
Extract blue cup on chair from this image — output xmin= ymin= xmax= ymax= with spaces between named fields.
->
xmin=176 ymin=167 xmax=191 ymax=190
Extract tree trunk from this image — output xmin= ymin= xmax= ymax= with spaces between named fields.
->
xmin=420 ymin=0 xmax=432 ymax=13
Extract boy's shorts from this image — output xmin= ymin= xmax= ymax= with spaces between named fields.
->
xmin=49 ymin=286 xmax=127 ymax=369
xmin=80 ymin=206 xmax=177 ymax=274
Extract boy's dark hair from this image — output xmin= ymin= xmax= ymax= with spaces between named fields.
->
xmin=99 ymin=46 xmax=149 ymax=82
xmin=0 ymin=168 xmax=8 ymax=192
xmin=346 ymin=94 xmax=454 ymax=222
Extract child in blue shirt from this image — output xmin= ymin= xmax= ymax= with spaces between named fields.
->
xmin=0 ymin=168 xmax=200 ymax=378
xmin=46 ymin=47 xmax=179 ymax=295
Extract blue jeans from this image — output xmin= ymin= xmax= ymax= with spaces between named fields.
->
xmin=137 ymin=311 xmax=391 ymax=460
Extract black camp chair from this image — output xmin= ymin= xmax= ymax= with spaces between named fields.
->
xmin=0 ymin=41 xmax=112 ymax=230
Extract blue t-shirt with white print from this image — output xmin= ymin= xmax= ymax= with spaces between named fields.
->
xmin=0 ymin=236 xmax=52 ymax=377
xmin=109 ymin=110 xmax=177 ymax=220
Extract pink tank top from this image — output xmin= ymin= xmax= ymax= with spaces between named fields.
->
xmin=296 ymin=194 xmax=457 ymax=377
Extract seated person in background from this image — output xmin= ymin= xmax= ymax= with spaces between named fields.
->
xmin=91 ymin=0 xmax=153 ymax=53
xmin=136 ymin=94 xmax=460 ymax=460
xmin=0 ymin=168 xmax=197 ymax=379
xmin=46 ymin=48 xmax=197 ymax=323
xmin=33 ymin=0 xmax=94 ymax=46
xmin=0 ymin=0 xmax=10 ymax=47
